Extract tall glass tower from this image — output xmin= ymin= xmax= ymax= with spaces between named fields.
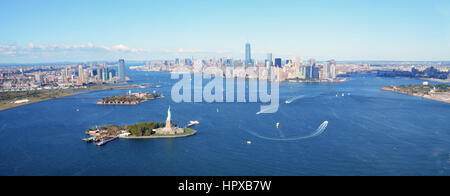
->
xmin=245 ymin=43 xmax=252 ymax=67
xmin=265 ymin=53 xmax=273 ymax=68
xmin=118 ymin=59 xmax=126 ymax=81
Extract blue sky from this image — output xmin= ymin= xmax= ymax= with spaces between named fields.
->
xmin=1 ymin=0 xmax=449 ymax=63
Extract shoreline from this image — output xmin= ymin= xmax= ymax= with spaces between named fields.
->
xmin=0 ymin=92 xmax=83 ymax=111
xmin=0 ymin=84 xmax=143 ymax=111
xmin=96 ymin=95 xmax=164 ymax=105
xmin=381 ymin=87 xmax=450 ymax=104
xmin=119 ymin=130 xmax=197 ymax=139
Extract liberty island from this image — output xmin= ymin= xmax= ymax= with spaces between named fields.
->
xmin=83 ymin=106 xmax=197 ymax=146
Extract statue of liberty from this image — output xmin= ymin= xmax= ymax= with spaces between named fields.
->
xmin=167 ymin=106 xmax=171 ymax=121
xmin=165 ymin=106 xmax=172 ymax=129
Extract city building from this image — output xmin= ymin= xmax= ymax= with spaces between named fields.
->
xmin=275 ymin=58 xmax=282 ymax=68
xmin=118 ymin=59 xmax=126 ymax=81
xmin=265 ymin=53 xmax=273 ymax=68
xmin=245 ymin=43 xmax=252 ymax=67
xmin=78 ymin=65 xmax=84 ymax=84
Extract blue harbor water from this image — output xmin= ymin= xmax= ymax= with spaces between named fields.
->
xmin=0 ymin=70 xmax=449 ymax=176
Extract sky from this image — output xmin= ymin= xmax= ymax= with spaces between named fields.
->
xmin=0 ymin=0 xmax=449 ymax=63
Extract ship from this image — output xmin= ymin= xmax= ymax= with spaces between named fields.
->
xmin=82 ymin=136 xmax=97 ymax=143
xmin=187 ymin=121 xmax=200 ymax=127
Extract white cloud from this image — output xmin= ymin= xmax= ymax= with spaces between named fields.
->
xmin=0 ymin=43 xmax=149 ymax=57
xmin=176 ymin=48 xmax=207 ymax=53
xmin=0 ymin=43 xmax=244 ymax=62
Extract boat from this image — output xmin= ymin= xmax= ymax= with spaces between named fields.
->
xmin=276 ymin=122 xmax=280 ymax=129
xmin=187 ymin=121 xmax=200 ymax=127
xmin=247 ymin=141 xmax=252 ymax=144
xmin=82 ymin=136 xmax=97 ymax=143
xmin=285 ymin=100 xmax=291 ymax=104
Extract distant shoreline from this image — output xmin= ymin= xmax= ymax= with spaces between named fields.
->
xmin=0 ymin=84 xmax=143 ymax=111
xmin=382 ymin=86 xmax=450 ymax=104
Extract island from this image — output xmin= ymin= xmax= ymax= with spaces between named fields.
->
xmin=382 ymin=83 xmax=450 ymax=104
xmin=0 ymin=84 xmax=146 ymax=111
xmin=97 ymin=92 xmax=163 ymax=105
xmin=83 ymin=106 xmax=198 ymax=146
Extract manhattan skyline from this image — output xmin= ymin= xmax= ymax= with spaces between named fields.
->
xmin=1 ymin=0 xmax=450 ymax=63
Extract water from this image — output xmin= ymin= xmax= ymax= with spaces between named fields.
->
xmin=0 ymin=71 xmax=449 ymax=176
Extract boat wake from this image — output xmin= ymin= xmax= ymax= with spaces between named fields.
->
xmin=245 ymin=121 xmax=329 ymax=141
xmin=285 ymin=95 xmax=305 ymax=104
xmin=256 ymin=105 xmax=279 ymax=115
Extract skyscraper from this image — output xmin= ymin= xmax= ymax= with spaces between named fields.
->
xmin=274 ymin=58 xmax=282 ymax=68
xmin=265 ymin=53 xmax=273 ymax=68
xmin=78 ymin=65 xmax=84 ymax=83
xmin=309 ymin=58 xmax=316 ymax=79
xmin=245 ymin=43 xmax=252 ymax=67
xmin=329 ymin=60 xmax=336 ymax=79
xmin=118 ymin=59 xmax=126 ymax=81
xmin=323 ymin=62 xmax=329 ymax=80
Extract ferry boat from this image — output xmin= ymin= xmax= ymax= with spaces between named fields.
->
xmin=187 ymin=121 xmax=200 ymax=127
xmin=82 ymin=136 xmax=97 ymax=143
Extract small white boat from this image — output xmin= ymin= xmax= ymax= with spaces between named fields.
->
xmin=247 ymin=141 xmax=252 ymax=144
xmin=187 ymin=121 xmax=200 ymax=127
xmin=276 ymin=122 xmax=280 ymax=129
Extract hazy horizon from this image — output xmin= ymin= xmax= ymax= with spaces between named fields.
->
xmin=1 ymin=0 xmax=450 ymax=63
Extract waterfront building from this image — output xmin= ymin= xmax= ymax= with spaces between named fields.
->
xmin=306 ymin=58 xmax=319 ymax=79
xmin=118 ymin=59 xmax=126 ymax=81
xmin=97 ymin=68 xmax=101 ymax=81
xmin=78 ymin=65 xmax=84 ymax=84
xmin=102 ymin=67 xmax=108 ymax=81
xmin=329 ymin=60 xmax=337 ymax=79
xmin=299 ymin=66 xmax=306 ymax=79
xmin=313 ymin=64 xmax=320 ymax=79
xmin=306 ymin=66 xmax=312 ymax=79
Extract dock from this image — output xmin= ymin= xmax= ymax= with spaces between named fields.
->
xmin=95 ymin=136 xmax=118 ymax=146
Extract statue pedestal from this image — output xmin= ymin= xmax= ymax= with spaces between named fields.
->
xmin=166 ymin=120 xmax=171 ymax=129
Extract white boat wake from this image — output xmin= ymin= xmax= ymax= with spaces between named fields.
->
xmin=256 ymin=105 xmax=279 ymax=115
xmin=246 ymin=121 xmax=329 ymax=141
xmin=285 ymin=95 xmax=305 ymax=104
